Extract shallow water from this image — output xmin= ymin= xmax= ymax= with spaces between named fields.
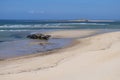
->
xmin=0 ymin=38 xmax=72 ymax=59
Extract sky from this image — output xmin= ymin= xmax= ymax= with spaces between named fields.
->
xmin=0 ymin=0 xmax=119 ymax=20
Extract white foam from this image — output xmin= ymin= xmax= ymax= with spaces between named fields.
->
xmin=0 ymin=24 xmax=43 ymax=28
xmin=0 ymin=30 xmax=36 ymax=32
xmin=0 ymin=23 xmax=109 ymax=31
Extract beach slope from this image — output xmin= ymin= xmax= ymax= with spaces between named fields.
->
xmin=0 ymin=30 xmax=120 ymax=80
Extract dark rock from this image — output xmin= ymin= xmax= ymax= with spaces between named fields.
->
xmin=27 ymin=33 xmax=51 ymax=40
xmin=41 ymin=35 xmax=51 ymax=40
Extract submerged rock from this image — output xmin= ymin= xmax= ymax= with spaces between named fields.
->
xmin=27 ymin=33 xmax=51 ymax=40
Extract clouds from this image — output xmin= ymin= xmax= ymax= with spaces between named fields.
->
xmin=28 ymin=10 xmax=45 ymax=14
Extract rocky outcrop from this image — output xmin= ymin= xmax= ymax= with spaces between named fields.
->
xmin=27 ymin=33 xmax=51 ymax=40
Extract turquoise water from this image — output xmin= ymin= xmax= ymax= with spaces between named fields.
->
xmin=0 ymin=20 xmax=120 ymax=59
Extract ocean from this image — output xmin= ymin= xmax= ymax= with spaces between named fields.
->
xmin=0 ymin=20 xmax=120 ymax=59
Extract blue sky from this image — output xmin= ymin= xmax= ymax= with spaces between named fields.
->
xmin=0 ymin=0 xmax=119 ymax=20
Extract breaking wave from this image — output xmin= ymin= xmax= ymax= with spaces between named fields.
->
xmin=0 ymin=22 xmax=113 ymax=32
xmin=0 ymin=23 xmax=108 ymax=28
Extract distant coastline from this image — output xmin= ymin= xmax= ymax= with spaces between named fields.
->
xmin=69 ymin=19 xmax=115 ymax=22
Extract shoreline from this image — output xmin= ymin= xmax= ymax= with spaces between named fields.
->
xmin=0 ymin=39 xmax=77 ymax=62
xmin=0 ymin=29 xmax=120 ymax=80
xmin=0 ymin=29 xmax=99 ymax=60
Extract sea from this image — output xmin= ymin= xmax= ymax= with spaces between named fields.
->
xmin=0 ymin=20 xmax=120 ymax=59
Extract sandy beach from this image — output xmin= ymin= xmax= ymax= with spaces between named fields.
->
xmin=0 ymin=30 xmax=120 ymax=80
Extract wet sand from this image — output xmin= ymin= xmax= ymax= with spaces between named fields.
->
xmin=0 ymin=30 xmax=120 ymax=80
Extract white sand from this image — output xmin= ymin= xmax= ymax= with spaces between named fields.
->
xmin=0 ymin=30 xmax=120 ymax=80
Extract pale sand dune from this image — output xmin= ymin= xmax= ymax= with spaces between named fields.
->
xmin=0 ymin=30 xmax=120 ymax=80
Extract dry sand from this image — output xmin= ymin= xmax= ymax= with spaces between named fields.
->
xmin=0 ymin=30 xmax=120 ymax=80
